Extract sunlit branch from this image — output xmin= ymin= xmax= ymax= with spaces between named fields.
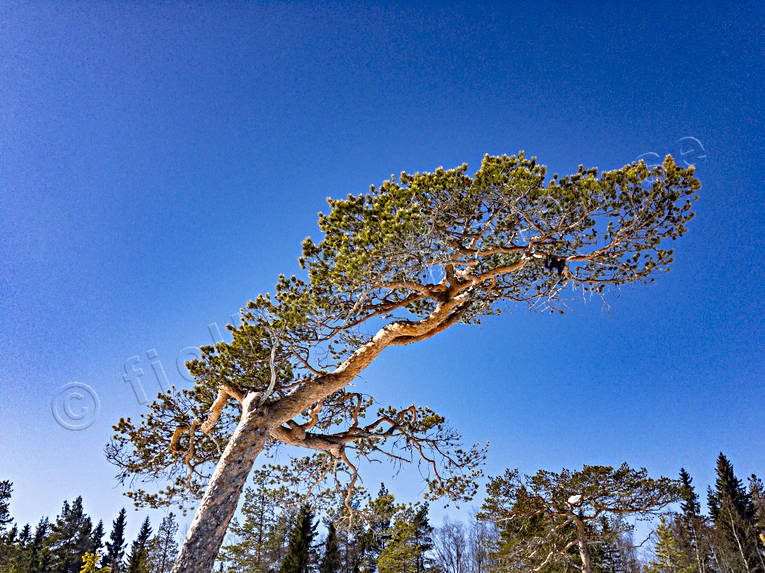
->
xmin=199 ymin=384 xmax=243 ymax=434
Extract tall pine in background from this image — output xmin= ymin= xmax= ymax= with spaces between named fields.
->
xmin=319 ymin=522 xmax=341 ymax=573
xmin=147 ymin=513 xmax=179 ymax=573
xmin=221 ymin=470 xmax=291 ymax=572
xmin=49 ymin=496 xmax=93 ymax=573
xmin=325 ymin=496 xmax=368 ymax=573
xmin=707 ymin=453 xmax=760 ymax=572
xmin=411 ymin=504 xmax=434 ymax=573
xmin=676 ymin=468 xmax=714 ymax=573
xmin=0 ymin=481 xmax=13 ymax=568
xmin=29 ymin=517 xmax=51 ymax=573
xmin=126 ymin=517 xmax=152 ymax=573
xmin=748 ymin=475 xmax=765 ymax=564
xmin=105 ymin=508 xmax=127 ymax=573
xmin=12 ymin=524 xmax=31 ymax=569
xmin=377 ymin=504 xmax=434 ymax=573
xmin=645 ymin=516 xmax=693 ymax=573
xmin=90 ymin=520 xmax=105 ymax=565
xmin=0 ymin=482 xmax=12 ymax=536
xmin=361 ymin=484 xmax=396 ymax=573
xmin=280 ymin=505 xmax=316 ymax=573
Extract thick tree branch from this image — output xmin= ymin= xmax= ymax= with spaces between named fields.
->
xmin=266 ymin=291 xmax=472 ymax=426
xmin=199 ymin=385 xmax=244 ymax=434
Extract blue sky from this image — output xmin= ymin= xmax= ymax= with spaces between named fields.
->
xmin=1 ymin=1 xmax=763 ymax=540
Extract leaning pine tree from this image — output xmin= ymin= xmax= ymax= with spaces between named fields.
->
xmin=106 ymin=153 xmax=700 ymax=573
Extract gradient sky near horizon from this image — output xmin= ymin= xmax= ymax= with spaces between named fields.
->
xmin=1 ymin=1 xmax=763 ymax=542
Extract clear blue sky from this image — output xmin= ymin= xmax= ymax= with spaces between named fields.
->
xmin=1 ymin=1 xmax=763 ymax=540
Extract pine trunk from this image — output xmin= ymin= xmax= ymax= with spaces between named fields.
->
xmin=169 ymin=302 xmax=460 ymax=572
xmin=171 ymin=395 xmax=268 ymax=573
xmin=574 ymin=517 xmax=592 ymax=573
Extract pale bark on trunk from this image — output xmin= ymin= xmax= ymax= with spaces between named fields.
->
xmin=170 ymin=294 xmax=469 ymax=573
xmin=573 ymin=516 xmax=592 ymax=573
xmin=725 ymin=506 xmax=752 ymax=573
xmin=171 ymin=394 xmax=268 ymax=573
xmin=690 ymin=525 xmax=704 ymax=573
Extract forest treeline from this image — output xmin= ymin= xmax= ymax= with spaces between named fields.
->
xmin=0 ymin=498 xmax=178 ymax=573
xmin=1 ymin=452 xmax=762 ymax=573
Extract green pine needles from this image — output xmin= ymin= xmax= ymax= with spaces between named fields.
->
xmin=104 ymin=153 xmax=699 ymax=571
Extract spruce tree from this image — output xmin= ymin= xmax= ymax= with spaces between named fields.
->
xmin=411 ymin=504 xmax=434 ymax=573
xmin=2 ymin=524 xmax=18 ymax=566
xmin=90 ymin=520 xmax=105 ymax=561
xmin=708 ymin=454 xmax=755 ymax=524
xmin=49 ymin=496 xmax=93 ymax=573
xmin=74 ymin=508 xmax=94 ymax=570
xmin=271 ymin=510 xmax=296 ymax=569
xmin=105 ymin=508 xmax=127 ymax=573
xmin=707 ymin=453 xmax=759 ymax=572
xmin=5 ymin=524 xmax=17 ymax=545
xmin=280 ymin=504 xmax=317 ymax=573
xmin=680 ymin=468 xmax=700 ymax=517
xmin=360 ymin=483 xmax=396 ymax=572
xmin=676 ymin=468 xmax=713 ymax=573
xmin=2 ymin=523 xmax=21 ymax=572
xmin=17 ymin=523 xmax=31 ymax=548
xmin=3 ymin=523 xmax=31 ymax=572
xmin=126 ymin=517 xmax=152 ymax=573
xmin=27 ymin=517 xmax=50 ymax=573
xmin=747 ymin=476 xmax=765 ymax=573
xmin=0 ymin=480 xmax=14 ymax=570
xmin=320 ymin=522 xmax=341 ymax=573
xmin=591 ymin=516 xmax=624 ymax=573
xmin=0 ymin=481 xmax=12 ymax=535
xmin=147 ymin=512 xmax=179 ymax=573
xmin=749 ymin=476 xmax=765 ymax=542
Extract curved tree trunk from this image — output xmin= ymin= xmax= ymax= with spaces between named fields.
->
xmin=170 ymin=298 xmax=466 ymax=572
xmin=171 ymin=394 xmax=268 ymax=573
